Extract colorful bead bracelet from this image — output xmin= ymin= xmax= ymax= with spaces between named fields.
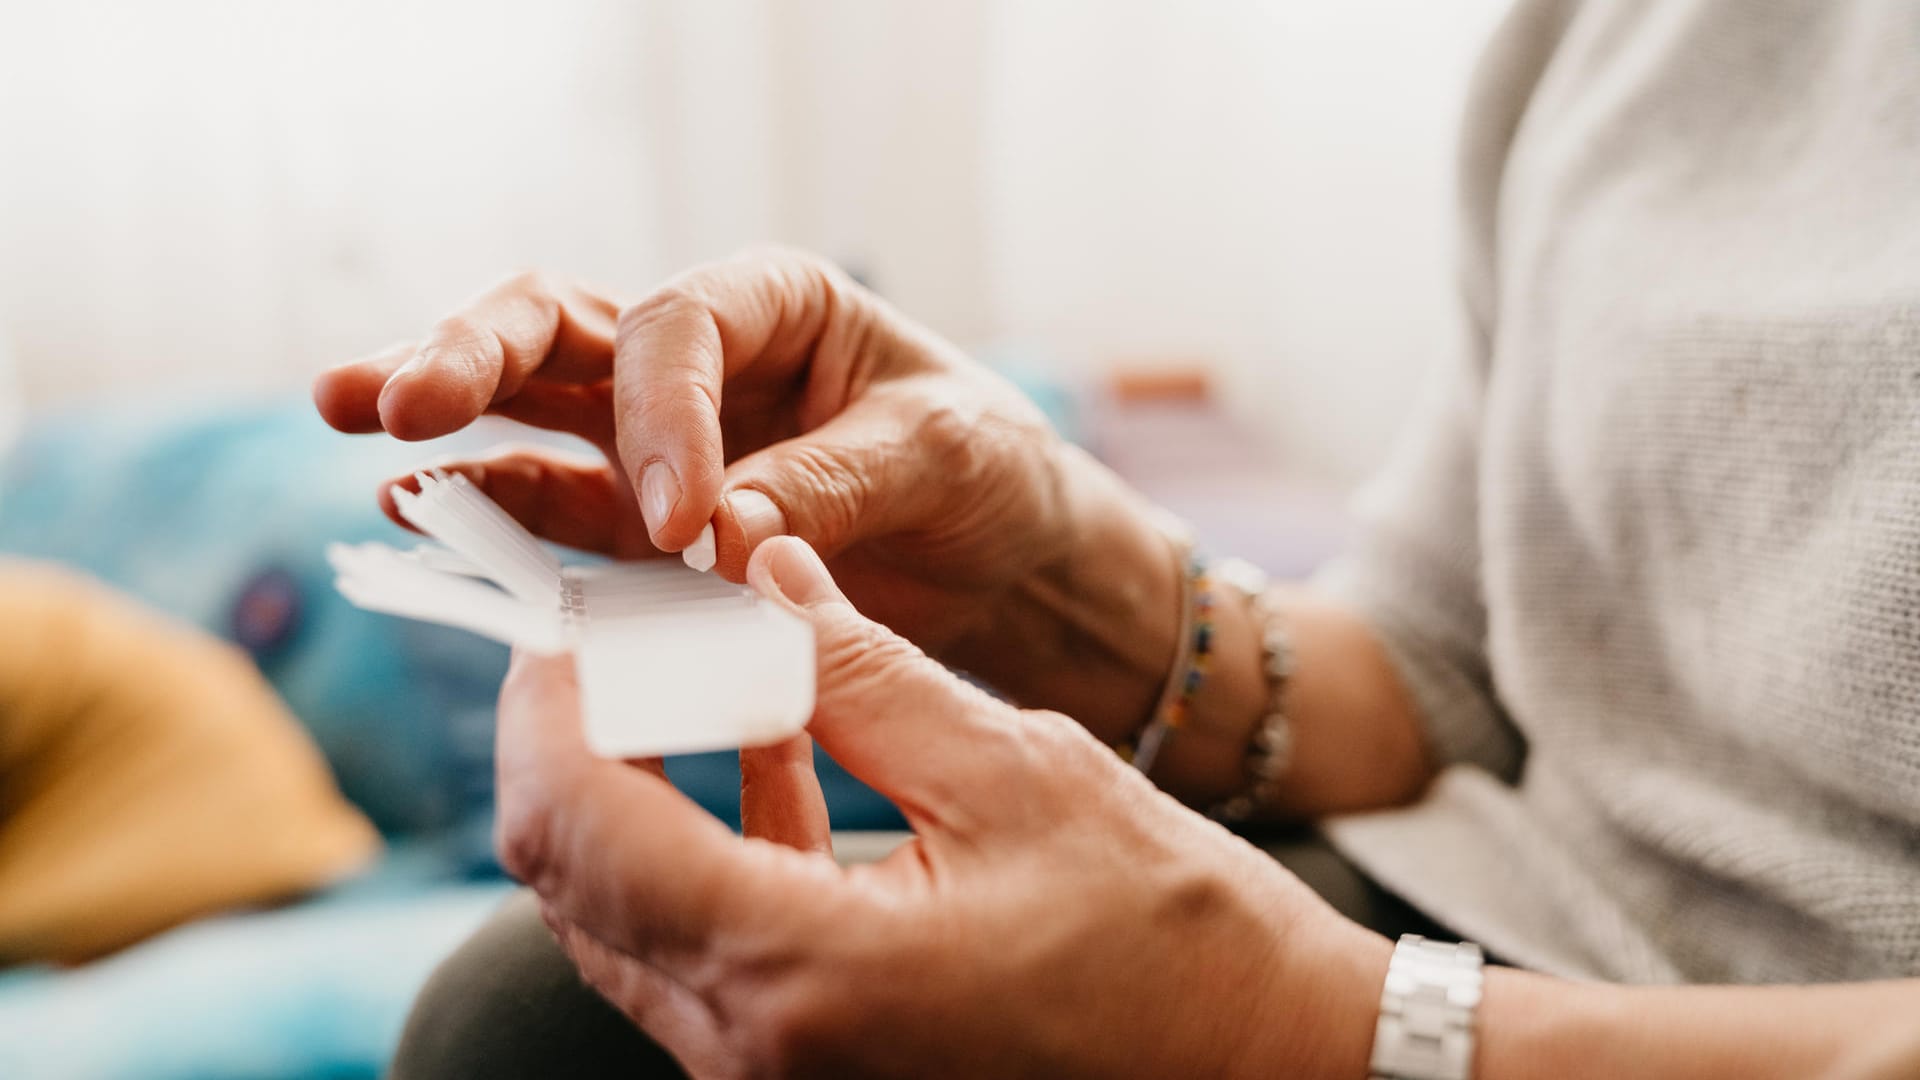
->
xmin=1125 ymin=552 xmax=1216 ymax=776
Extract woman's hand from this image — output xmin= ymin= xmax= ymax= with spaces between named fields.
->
xmin=495 ymin=535 xmax=1388 ymax=1078
xmin=492 ymin=536 xmax=1920 ymax=1079
xmin=312 ymin=250 xmax=1098 ymax=657
xmin=312 ymin=250 xmax=1439 ymax=811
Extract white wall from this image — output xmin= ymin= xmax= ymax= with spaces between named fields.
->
xmin=0 ymin=0 xmax=1508 ymax=489
xmin=0 ymin=1 xmax=667 ymax=402
xmin=981 ymin=2 xmax=1508 ymax=484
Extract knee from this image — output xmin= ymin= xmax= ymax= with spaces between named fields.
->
xmin=389 ymin=892 xmax=543 ymax=1079
xmin=389 ymin=891 xmax=678 ymax=1079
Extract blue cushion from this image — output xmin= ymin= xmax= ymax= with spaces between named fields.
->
xmin=0 ymin=874 xmax=513 ymax=1080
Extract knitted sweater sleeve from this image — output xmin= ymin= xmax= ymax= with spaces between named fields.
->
xmin=1311 ymin=0 xmax=1578 ymax=781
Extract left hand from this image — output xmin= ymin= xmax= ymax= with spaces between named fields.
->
xmin=310 ymin=257 xmax=1098 ymax=657
xmin=495 ymin=535 xmax=1389 ymax=1078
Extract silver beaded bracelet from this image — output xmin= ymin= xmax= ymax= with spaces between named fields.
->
xmin=1206 ymin=559 xmax=1295 ymax=823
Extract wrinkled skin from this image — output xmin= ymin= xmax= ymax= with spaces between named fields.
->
xmin=313 ymin=250 xmax=1071 ymax=652
xmin=316 ymin=251 xmax=1385 ymax=1076
xmin=493 ymin=537 xmax=1381 ymax=1079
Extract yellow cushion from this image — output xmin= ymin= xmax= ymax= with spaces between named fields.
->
xmin=0 ymin=561 xmax=379 ymax=964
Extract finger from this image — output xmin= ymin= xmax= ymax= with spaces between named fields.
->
xmin=739 ymin=734 xmax=833 ymax=856
xmin=376 ymin=273 xmax=619 ymax=441
xmin=746 ymin=536 xmax=1023 ymax=827
xmin=494 ymin=649 xmax=827 ymax=959
xmin=611 ymin=249 xmax=864 ymax=553
xmin=705 ymin=395 xmax=928 ymax=581
xmin=313 ymin=340 xmax=417 ymax=434
xmin=542 ymin=905 xmax=731 ymax=1077
xmin=380 ymin=445 xmax=658 ymax=559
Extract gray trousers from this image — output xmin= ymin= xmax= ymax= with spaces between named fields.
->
xmin=389 ymin=827 xmax=1449 ymax=1079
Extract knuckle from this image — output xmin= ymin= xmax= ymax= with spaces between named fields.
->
xmin=776 ymin=441 xmax=871 ymax=543
xmin=786 ymin=251 xmax=845 ymax=303
xmin=1015 ymin=709 xmax=1071 ymax=763
xmin=627 ymin=248 xmax=836 ymax=324
xmin=911 ymin=396 xmax=978 ymax=462
xmin=1016 ymin=707 xmax=1083 ymax=752
xmin=616 ymin=281 xmax=707 ymax=341
xmin=902 ymin=388 xmax=1047 ymax=495
xmin=1022 ymin=707 xmax=1082 ymax=738
xmin=1012 ymin=708 xmax=1113 ymax=780
xmin=1153 ymin=863 xmax=1239 ymax=927
xmin=425 ymin=314 xmax=498 ymax=372
xmin=815 ymin=612 xmax=921 ymax=689
xmin=428 ymin=313 xmax=483 ymax=349
xmin=497 ymin=272 xmax=562 ymax=331
xmin=649 ymin=281 xmax=709 ymax=316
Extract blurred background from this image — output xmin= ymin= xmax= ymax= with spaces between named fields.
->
xmin=0 ymin=0 xmax=1507 ymax=485
xmin=0 ymin=1 xmax=1506 ymax=1076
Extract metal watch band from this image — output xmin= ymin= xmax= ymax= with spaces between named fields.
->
xmin=1369 ymin=934 xmax=1485 ymax=1080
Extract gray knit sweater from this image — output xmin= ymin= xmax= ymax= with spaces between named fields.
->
xmin=1317 ymin=0 xmax=1920 ymax=984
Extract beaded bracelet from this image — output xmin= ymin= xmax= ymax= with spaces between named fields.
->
xmin=1207 ymin=578 xmax=1295 ymax=822
xmin=1123 ymin=552 xmax=1216 ymax=777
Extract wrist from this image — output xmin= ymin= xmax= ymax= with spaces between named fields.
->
xmin=1369 ymin=935 xmax=1488 ymax=1080
xmin=1236 ymin=921 xmax=1393 ymax=1079
xmin=1473 ymin=967 xmax=1885 ymax=1080
xmin=1146 ymin=566 xmax=1277 ymax=806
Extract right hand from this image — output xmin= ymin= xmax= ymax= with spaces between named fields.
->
xmin=495 ymin=536 xmax=1384 ymax=1079
xmin=313 ymin=249 xmax=1091 ymax=654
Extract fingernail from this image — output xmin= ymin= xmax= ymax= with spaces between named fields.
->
xmin=763 ymin=536 xmax=844 ymax=608
xmin=639 ymin=461 xmax=681 ymax=539
xmin=726 ymin=488 xmax=788 ymax=553
xmin=391 ymin=351 xmax=425 ymax=381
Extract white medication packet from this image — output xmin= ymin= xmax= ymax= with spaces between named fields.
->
xmin=326 ymin=472 xmax=814 ymax=758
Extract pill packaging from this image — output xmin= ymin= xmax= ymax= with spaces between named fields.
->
xmin=327 ymin=472 xmax=815 ymax=758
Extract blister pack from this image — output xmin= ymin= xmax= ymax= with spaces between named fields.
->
xmin=326 ymin=472 xmax=814 ymax=758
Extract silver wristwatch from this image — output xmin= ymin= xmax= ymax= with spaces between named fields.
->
xmin=1369 ymin=934 xmax=1485 ymax=1080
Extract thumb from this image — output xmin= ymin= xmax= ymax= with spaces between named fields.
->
xmin=747 ymin=536 xmax=1018 ymax=824
xmin=708 ymin=401 xmax=926 ymax=580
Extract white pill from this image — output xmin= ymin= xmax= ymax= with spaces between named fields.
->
xmin=682 ymin=522 xmax=717 ymax=573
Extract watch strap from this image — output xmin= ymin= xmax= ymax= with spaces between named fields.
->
xmin=1369 ymin=934 xmax=1484 ymax=1080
